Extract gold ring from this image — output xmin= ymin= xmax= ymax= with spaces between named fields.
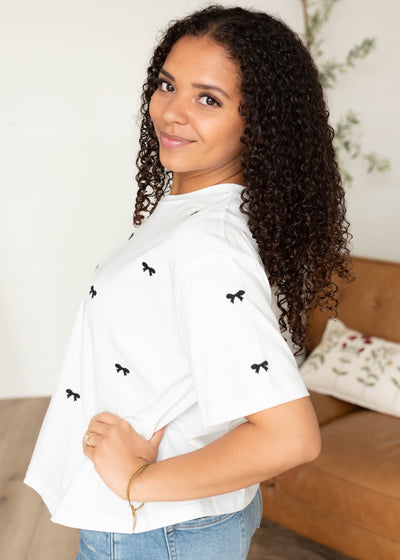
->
xmin=82 ymin=432 xmax=96 ymax=447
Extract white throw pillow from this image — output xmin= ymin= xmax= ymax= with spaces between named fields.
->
xmin=300 ymin=318 xmax=400 ymax=417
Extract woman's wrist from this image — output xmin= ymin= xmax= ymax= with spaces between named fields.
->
xmin=127 ymin=463 xmax=149 ymax=502
xmin=128 ymin=461 xmax=154 ymax=503
xmin=126 ymin=463 xmax=150 ymax=531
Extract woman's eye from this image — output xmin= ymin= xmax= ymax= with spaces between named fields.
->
xmin=199 ymin=95 xmax=220 ymax=107
xmin=159 ymin=80 xmax=175 ymax=93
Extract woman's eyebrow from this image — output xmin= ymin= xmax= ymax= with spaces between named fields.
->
xmin=159 ymin=67 xmax=231 ymax=99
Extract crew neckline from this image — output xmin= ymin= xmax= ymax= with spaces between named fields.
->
xmin=159 ymin=182 xmax=244 ymax=202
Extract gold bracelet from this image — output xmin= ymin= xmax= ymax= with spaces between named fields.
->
xmin=126 ymin=463 xmax=150 ymax=531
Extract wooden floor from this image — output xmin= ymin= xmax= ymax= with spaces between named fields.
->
xmin=0 ymin=397 xmax=80 ymax=560
xmin=0 ymin=397 xmax=351 ymax=560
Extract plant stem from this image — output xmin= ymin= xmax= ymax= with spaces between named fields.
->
xmin=301 ymin=0 xmax=310 ymax=48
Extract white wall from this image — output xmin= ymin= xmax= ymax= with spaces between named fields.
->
xmin=1 ymin=0 xmax=399 ymax=398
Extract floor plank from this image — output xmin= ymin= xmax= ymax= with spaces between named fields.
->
xmin=0 ymin=397 xmax=79 ymax=560
xmin=26 ymin=503 xmax=79 ymax=560
xmin=248 ymin=519 xmax=352 ymax=560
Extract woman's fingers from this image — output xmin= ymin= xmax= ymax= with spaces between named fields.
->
xmin=83 ymin=413 xmax=166 ymax=462
xmin=82 ymin=432 xmax=99 ymax=456
xmin=86 ymin=412 xmax=124 ymax=435
xmin=90 ymin=411 xmax=122 ymax=426
xmin=82 ymin=416 xmax=168 ymax=498
xmin=148 ymin=426 xmax=166 ymax=451
xmin=82 ymin=432 xmax=98 ymax=446
xmin=85 ymin=421 xmax=105 ymax=436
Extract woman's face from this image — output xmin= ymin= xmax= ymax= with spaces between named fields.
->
xmin=149 ymin=35 xmax=245 ymax=189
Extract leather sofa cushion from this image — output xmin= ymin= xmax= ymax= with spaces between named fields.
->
xmin=261 ymin=484 xmax=400 ymax=559
xmin=275 ymin=410 xmax=400 ymax=542
xmin=309 ymin=390 xmax=361 ymax=426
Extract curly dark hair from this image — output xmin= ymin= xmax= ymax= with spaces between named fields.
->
xmin=133 ymin=5 xmax=352 ymax=352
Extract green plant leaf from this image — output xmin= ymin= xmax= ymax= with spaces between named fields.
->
xmin=333 ymin=367 xmax=348 ymax=376
xmin=391 ymin=378 xmax=400 ymax=390
xmin=357 ymin=377 xmax=375 ymax=387
xmin=301 ymin=0 xmax=390 ymax=185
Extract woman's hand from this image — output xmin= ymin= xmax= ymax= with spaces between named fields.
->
xmin=82 ymin=412 xmax=165 ymax=500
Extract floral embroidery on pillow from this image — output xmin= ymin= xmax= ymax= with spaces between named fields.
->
xmin=300 ymin=318 xmax=400 ymax=417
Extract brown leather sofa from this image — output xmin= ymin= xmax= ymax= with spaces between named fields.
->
xmin=261 ymin=256 xmax=400 ymax=560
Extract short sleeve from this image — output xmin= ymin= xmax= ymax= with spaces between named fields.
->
xmin=174 ymin=253 xmax=309 ymax=428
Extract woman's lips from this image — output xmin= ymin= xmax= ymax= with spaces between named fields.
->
xmin=160 ymin=132 xmax=194 ymax=149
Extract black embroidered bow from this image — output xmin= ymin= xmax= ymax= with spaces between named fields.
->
xmin=115 ymin=363 xmax=130 ymax=376
xmin=89 ymin=285 xmax=97 ymax=298
xmin=142 ymin=262 xmax=155 ymax=276
xmin=66 ymin=389 xmax=80 ymax=401
xmin=226 ymin=290 xmax=245 ymax=303
xmin=251 ymin=360 xmax=269 ymax=374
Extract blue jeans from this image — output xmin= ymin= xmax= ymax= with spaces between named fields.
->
xmin=76 ymin=489 xmax=262 ymax=560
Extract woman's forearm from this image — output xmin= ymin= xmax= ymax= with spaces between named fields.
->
xmin=132 ymin=396 xmax=321 ymax=503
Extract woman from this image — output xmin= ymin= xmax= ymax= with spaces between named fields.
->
xmin=25 ymin=5 xmax=351 ymax=559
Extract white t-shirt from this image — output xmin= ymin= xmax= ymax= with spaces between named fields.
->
xmin=24 ymin=182 xmax=308 ymax=533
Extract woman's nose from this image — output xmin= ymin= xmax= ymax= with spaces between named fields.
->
xmin=161 ymin=94 xmax=190 ymax=125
